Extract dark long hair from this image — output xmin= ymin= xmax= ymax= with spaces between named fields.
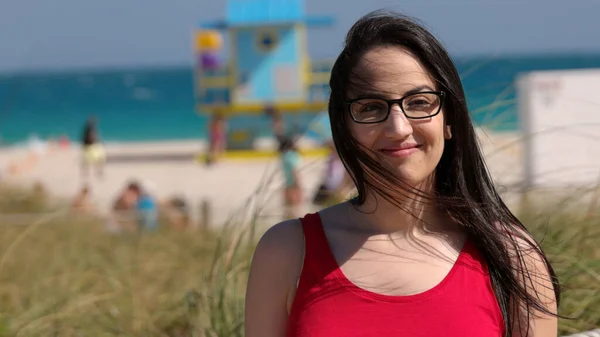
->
xmin=328 ymin=10 xmax=560 ymax=336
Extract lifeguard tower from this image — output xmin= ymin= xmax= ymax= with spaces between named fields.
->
xmin=193 ymin=0 xmax=334 ymax=157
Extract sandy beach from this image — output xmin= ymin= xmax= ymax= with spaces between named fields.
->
xmin=0 ymin=129 xmax=526 ymax=227
xmin=0 ymin=139 xmax=328 ymax=226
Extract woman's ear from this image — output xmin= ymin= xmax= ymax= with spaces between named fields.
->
xmin=444 ymin=125 xmax=452 ymax=140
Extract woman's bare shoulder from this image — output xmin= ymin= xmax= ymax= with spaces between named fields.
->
xmin=249 ymin=218 xmax=305 ymax=284
xmin=254 ymin=219 xmax=305 ymax=260
xmin=245 ymin=219 xmax=305 ymax=336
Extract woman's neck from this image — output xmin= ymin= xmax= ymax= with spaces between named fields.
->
xmin=349 ymin=187 xmax=451 ymax=237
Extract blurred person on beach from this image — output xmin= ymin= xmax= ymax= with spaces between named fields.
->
xmin=81 ymin=116 xmax=106 ymax=181
xmin=161 ymin=196 xmax=191 ymax=230
xmin=312 ymin=139 xmax=353 ymax=206
xmin=71 ymin=184 xmax=95 ymax=214
xmin=279 ymin=136 xmax=302 ymax=219
xmin=246 ymin=11 xmax=559 ymax=337
xmin=106 ymin=181 xmax=140 ymax=233
xmin=58 ymin=134 xmax=71 ymax=149
xmin=107 ymin=181 xmax=160 ymax=233
xmin=206 ymin=113 xmax=227 ymax=166
xmin=270 ymin=110 xmax=286 ymax=146
xmin=131 ymin=181 xmax=159 ymax=232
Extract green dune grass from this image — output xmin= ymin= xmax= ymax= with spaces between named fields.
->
xmin=0 ymin=181 xmax=598 ymax=336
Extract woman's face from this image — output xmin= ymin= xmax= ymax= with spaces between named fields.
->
xmin=347 ymin=45 xmax=451 ymax=187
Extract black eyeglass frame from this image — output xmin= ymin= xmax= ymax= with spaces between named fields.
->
xmin=344 ymin=91 xmax=446 ymax=124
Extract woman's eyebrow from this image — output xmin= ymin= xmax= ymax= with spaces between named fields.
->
xmin=349 ymin=85 xmax=436 ymax=100
xmin=403 ymin=85 xmax=435 ymax=96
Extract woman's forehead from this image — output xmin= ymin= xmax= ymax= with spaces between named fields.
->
xmin=351 ymin=46 xmax=435 ymax=96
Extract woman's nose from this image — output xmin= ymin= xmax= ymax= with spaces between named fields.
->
xmin=383 ymin=104 xmax=413 ymax=138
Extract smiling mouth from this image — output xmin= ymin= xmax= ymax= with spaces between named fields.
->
xmin=379 ymin=145 xmax=421 ymax=158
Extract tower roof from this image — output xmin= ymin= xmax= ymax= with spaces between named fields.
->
xmin=199 ymin=0 xmax=334 ymax=29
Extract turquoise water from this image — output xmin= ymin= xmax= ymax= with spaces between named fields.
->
xmin=1 ymin=53 xmax=600 ymax=145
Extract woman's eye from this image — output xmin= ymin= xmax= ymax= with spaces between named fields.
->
xmin=362 ymin=104 xmax=385 ymax=112
xmin=405 ymin=98 xmax=432 ymax=110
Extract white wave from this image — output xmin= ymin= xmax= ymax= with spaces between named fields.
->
xmin=132 ymin=87 xmax=155 ymax=100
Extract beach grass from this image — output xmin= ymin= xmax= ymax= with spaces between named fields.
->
xmin=0 ymin=183 xmax=598 ymax=336
xmin=0 ymin=184 xmax=253 ymax=337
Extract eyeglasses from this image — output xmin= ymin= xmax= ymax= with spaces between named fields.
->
xmin=345 ymin=91 xmax=446 ymax=124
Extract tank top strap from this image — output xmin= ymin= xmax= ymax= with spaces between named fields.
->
xmin=297 ymin=213 xmax=340 ymax=291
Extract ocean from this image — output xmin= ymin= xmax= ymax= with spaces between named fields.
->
xmin=1 ymin=53 xmax=600 ymax=145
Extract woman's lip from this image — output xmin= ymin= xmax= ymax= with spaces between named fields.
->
xmin=379 ymin=145 xmax=421 ymax=158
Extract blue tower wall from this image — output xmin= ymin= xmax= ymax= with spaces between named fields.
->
xmin=232 ymin=25 xmax=304 ymax=104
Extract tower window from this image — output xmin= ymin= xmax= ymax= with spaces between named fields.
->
xmin=256 ymin=30 xmax=279 ymax=53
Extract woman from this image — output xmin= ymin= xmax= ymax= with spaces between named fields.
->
xmin=245 ymin=10 xmax=559 ymax=337
xmin=81 ymin=116 xmax=106 ymax=180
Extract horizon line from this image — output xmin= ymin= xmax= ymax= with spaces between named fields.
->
xmin=3 ymin=48 xmax=600 ymax=76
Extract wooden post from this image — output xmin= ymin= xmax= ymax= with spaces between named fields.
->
xmin=200 ymin=198 xmax=212 ymax=230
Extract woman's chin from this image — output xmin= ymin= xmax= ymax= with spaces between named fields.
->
xmin=368 ymin=159 xmax=435 ymax=189
xmin=390 ymin=169 xmax=433 ymax=190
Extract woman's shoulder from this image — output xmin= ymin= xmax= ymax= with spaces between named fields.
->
xmin=256 ymin=218 xmax=304 ymax=252
xmin=251 ymin=218 xmax=305 ymax=275
xmin=494 ymin=223 xmax=559 ymax=334
xmin=247 ymin=218 xmax=306 ymax=308
xmin=494 ymin=222 xmax=543 ymax=258
xmin=246 ymin=218 xmax=311 ymax=335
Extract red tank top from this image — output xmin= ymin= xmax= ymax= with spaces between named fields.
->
xmin=286 ymin=213 xmax=505 ymax=337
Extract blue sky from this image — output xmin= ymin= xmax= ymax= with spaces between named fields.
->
xmin=0 ymin=0 xmax=598 ymax=72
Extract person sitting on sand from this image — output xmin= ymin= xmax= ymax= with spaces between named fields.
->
xmin=129 ymin=182 xmax=159 ymax=232
xmin=71 ymin=185 xmax=95 ymax=214
xmin=107 ymin=181 xmax=140 ymax=233
xmin=161 ymin=196 xmax=191 ymax=230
